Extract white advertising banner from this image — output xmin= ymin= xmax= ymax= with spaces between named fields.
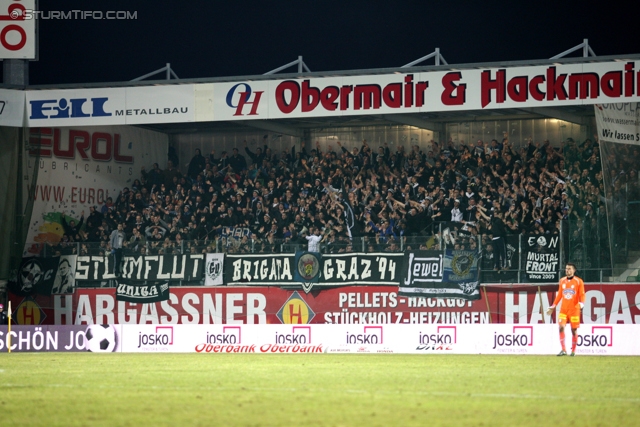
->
xmin=212 ymin=61 xmax=640 ymax=120
xmin=0 ymin=0 xmax=36 ymax=59
xmin=594 ymin=103 xmax=640 ymax=145
xmin=26 ymin=85 xmax=196 ymax=127
xmin=24 ymin=125 xmax=168 ymax=255
xmin=116 ymin=324 xmax=640 ymax=355
xmin=0 ymin=87 xmax=25 ymax=127
xmin=10 ymin=60 xmax=640 ymax=127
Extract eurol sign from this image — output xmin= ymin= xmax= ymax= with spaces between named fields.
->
xmin=0 ymin=0 xmax=36 ymax=59
xmin=211 ymin=60 xmax=640 ymax=120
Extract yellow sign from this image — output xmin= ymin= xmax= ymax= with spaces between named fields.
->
xmin=14 ymin=298 xmax=45 ymax=325
xmin=277 ymin=292 xmax=316 ymax=324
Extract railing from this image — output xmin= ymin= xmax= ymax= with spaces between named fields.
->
xmin=26 ymin=217 xmax=628 ymax=283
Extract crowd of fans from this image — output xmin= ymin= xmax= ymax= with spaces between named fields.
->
xmin=46 ymin=133 xmax=608 ymax=270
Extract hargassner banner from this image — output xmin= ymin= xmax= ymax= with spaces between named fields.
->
xmin=212 ymin=61 xmax=640 ymax=120
xmin=594 ymin=102 xmax=640 ymax=145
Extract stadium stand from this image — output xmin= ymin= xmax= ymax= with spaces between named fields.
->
xmin=40 ymin=134 xmax=610 ymax=276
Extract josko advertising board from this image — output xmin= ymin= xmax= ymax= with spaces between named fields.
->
xmin=46 ymin=283 xmax=640 ymax=326
xmin=3 ymin=324 xmax=639 ymax=355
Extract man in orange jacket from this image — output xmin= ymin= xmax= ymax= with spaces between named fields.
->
xmin=546 ymin=263 xmax=585 ymax=356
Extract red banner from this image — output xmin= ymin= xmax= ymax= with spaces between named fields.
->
xmin=9 ymin=283 xmax=639 ymax=325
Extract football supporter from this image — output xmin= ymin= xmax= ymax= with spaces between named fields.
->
xmin=40 ymin=134 xmax=612 ymax=259
xmin=546 ymin=263 xmax=585 ymax=356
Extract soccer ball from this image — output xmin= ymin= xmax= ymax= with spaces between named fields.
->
xmin=85 ymin=324 xmax=118 ymax=352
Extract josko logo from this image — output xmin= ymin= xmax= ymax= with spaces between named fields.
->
xmin=492 ymin=326 xmax=533 ymax=349
xmin=137 ymin=326 xmax=173 ymax=348
xmin=205 ymin=326 xmax=242 ymax=345
xmin=416 ymin=326 xmax=456 ymax=351
xmin=577 ymin=326 xmax=613 ymax=348
xmin=274 ymin=326 xmax=311 ymax=344
xmin=29 ymin=98 xmax=112 ymax=120
xmin=345 ymin=326 xmax=383 ymax=344
xmin=226 ymin=83 xmax=263 ymax=116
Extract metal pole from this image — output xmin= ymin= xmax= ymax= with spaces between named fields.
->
xmin=7 ymin=300 xmax=12 ymax=353
xmin=538 ymin=286 xmax=546 ymax=324
xmin=483 ymin=285 xmax=491 ymax=324
xmin=298 ymin=56 xmax=303 ymax=73
xmin=518 ymin=234 xmax=522 ymax=283
xmin=583 ymin=39 xmax=588 ymax=57
xmin=166 ymin=63 xmax=170 ymax=80
xmin=435 ymin=48 xmax=440 ymax=66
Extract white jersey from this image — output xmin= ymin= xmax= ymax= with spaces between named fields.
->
xmin=306 ymin=234 xmax=322 ymax=252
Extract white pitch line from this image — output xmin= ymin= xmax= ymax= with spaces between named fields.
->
xmin=3 ymin=383 xmax=639 ymax=403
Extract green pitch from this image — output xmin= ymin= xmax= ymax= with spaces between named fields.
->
xmin=1 ymin=354 xmax=639 ymax=426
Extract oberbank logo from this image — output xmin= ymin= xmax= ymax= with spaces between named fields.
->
xmin=30 ymin=98 xmax=112 ymax=119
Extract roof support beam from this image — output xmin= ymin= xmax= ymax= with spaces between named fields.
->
xmin=381 ymin=114 xmax=445 ymax=133
xmin=236 ymin=120 xmax=303 ymax=139
xmin=518 ymin=107 xmax=588 ymax=126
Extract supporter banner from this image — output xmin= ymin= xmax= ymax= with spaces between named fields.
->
xmin=211 ymin=61 xmax=640 ymax=121
xmin=294 ymin=252 xmax=321 ymax=293
xmin=399 ymin=250 xmax=480 ymax=300
xmin=204 ymin=253 xmax=224 ymax=286
xmin=523 ymin=235 xmax=560 ymax=282
xmin=24 ymin=126 xmax=168 ymax=255
xmin=8 ymin=257 xmax=60 ymax=296
xmin=116 ymin=280 xmax=170 ymax=303
xmin=52 ymin=255 xmax=77 ymax=294
xmin=225 ymin=254 xmax=295 ymax=285
xmin=75 ymin=254 xmax=205 ymax=282
xmin=0 ymin=325 xmax=121 ymax=352
xmin=594 ymin=103 xmax=640 ymax=145
xmin=225 ymin=252 xmax=403 ymax=288
xmin=321 ymin=253 xmax=403 ymax=286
